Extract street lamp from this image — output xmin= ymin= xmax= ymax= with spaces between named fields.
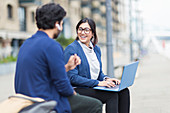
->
xmin=106 ymin=0 xmax=115 ymax=77
xmin=129 ymin=0 xmax=133 ymax=61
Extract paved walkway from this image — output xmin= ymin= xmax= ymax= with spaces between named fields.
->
xmin=130 ymin=53 xmax=170 ymax=113
xmin=0 ymin=53 xmax=170 ymax=113
xmin=0 ymin=73 xmax=15 ymax=101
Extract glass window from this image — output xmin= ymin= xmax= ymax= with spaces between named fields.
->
xmin=19 ymin=7 xmax=26 ymax=31
xmin=63 ymin=18 xmax=71 ymax=38
xmin=7 ymin=4 xmax=13 ymax=19
xmin=31 ymin=12 xmax=35 ymax=23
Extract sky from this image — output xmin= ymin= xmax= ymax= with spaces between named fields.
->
xmin=140 ymin=0 xmax=170 ymax=30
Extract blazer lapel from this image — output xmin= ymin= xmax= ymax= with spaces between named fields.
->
xmin=74 ymin=40 xmax=91 ymax=79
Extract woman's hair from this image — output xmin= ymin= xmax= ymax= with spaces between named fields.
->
xmin=35 ymin=3 xmax=66 ymax=29
xmin=76 ymin=18 xmax=98 ymax=46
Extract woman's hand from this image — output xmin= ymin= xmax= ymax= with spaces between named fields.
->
xmin=98 ymin=81 xmax=116 ymax=88
xmin=105 ymin=78 xmax=121 ymax=85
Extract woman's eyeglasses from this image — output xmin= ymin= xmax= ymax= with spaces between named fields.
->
xmin=78 ymin=27 xmax=91 ymax=34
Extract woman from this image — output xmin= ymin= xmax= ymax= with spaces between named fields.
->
xmin=64 ymin=18 xmax=130 ymax=113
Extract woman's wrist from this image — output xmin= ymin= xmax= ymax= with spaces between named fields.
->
xmin=97 ymin=81 xmax=101 ymax=86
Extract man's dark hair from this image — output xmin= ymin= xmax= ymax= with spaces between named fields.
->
xmin=35 ymin=3 xmax=66 ymax=29
xmin=76 ymin=18 xmax=98 ymax=46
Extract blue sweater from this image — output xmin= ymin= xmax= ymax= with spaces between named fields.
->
xmin=15 ymin=31 xmax=73 ymax=113
xmin=64 ymin=40 xmax=108 ymax=88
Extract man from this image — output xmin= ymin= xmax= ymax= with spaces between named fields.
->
xmin=15 ymin=3 xmax=102 ymax=113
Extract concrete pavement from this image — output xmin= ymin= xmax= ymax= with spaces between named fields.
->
xmin=0 ymin=53 xmax=170 ymax=113
xmin=130 ymin=53 xmax=170 ymax=113
xmin=0 ymin=74 xmax=15 ymax=102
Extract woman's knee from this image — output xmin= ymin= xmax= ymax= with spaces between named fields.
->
xmin=125 ymin=88 xmax=130 ymax=93
xmin=121 ymin=88 xmax=130 ymax=95
xmin=119 ymin=88 xmax=130 ymax=101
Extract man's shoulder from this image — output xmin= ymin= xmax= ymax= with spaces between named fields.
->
xmin=33 ymin=31 xmax=59 ymax=45
xmin=45 ymin=40 xmax=63 ymax=52
xmin=38 ymin=35 xmax=61 ymax=48
xmin=29 ymin=32 xmax=63 ymax=51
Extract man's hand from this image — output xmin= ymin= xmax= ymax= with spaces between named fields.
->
xmin=65 ymin=54 xmax=81 ymax=72
xmin=73 ymin=90 xmax=77 ymax=95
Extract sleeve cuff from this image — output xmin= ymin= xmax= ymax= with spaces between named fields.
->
xmin=103 ymin=76 xmax=110 ymax=81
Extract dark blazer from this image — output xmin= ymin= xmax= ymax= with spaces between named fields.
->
xmin=64 ymin=40 xmax=108 ymax=88
xmin=15 ymin=31 xmax=73 ymax=113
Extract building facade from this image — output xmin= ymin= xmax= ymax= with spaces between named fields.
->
xmin=0 ymin=0 xmax=130 ymax=70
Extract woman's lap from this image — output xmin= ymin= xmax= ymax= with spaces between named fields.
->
xmin=75 ymin=88 xmax=130 ymax=113
xmin=75 ymin=88 xmax=119 ymax=103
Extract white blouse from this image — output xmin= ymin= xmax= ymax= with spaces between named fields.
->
xmin=78 ymin=40 xmax=100 ymax=80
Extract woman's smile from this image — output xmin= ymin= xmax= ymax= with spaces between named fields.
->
xmin=80 ymin=36 xmax=87 ymax=39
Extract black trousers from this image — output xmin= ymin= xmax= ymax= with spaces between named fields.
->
xmin=68 ymin=94 xmax=102 ymax=113
xmin=75 ymin=88 xmax=130 ymax=113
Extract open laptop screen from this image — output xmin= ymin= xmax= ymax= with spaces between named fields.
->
xmin=93 ymin=61 xmax=139 ymax=92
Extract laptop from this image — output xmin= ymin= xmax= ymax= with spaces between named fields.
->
xmin=93 ymin=61 xmax=139 ymax=92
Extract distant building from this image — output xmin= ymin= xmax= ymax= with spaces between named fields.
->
xmin=0 ymin=0 xmax=130 ymax=65
xmin=0 ymin=0 xmax=37 ymax=58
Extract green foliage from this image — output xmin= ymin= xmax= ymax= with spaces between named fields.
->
xmin=56 ymin=34 xmax=74 ymax=48
xmin=0 ymin=35 xmax=73 ymax=64
xmin=0 ymin=56 xmax=17 ymax=64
